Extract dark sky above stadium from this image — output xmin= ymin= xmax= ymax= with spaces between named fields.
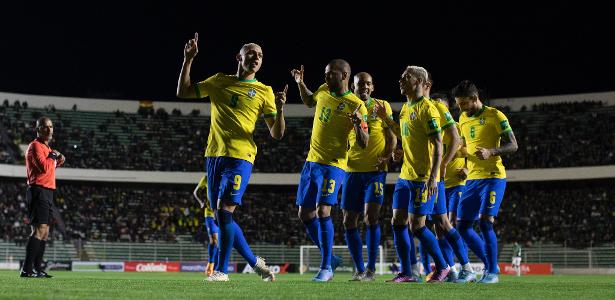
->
xmin=2 ymin=2 xmax=613 ymax=104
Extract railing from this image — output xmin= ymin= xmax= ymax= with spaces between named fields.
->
xmin=2 ymin=240 xmax=614 ymax=269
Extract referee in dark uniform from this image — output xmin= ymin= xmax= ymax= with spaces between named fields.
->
xmin=21 ymin=116 xmax=65 ymax=278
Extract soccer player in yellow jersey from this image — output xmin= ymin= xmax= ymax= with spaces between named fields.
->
xmin=429 ymin=92 xmax=476 ymax=283
xmin=290 ymin=60 xmax=369 ymax=282
xmin=453 ymin=80 xmax=518 ymax=284
xmin=193 ymin=175 xmax=218 ymax=276
xmin=375 ymin=66 xmax=450 ymax=283
xmin=176 ymin=33 xmax=287 ymax=282
xmin=341 ymin=72 xmax=396 ymax=281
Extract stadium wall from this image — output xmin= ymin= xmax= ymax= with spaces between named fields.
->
xmin=3 ymin=90 xmax=614 ymax=115
xmin=1 ymin=164 xmax=614 ymax=184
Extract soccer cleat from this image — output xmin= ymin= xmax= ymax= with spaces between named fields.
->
xmin=360 ymin=269 xmax=376 ymax=282
xmin=455 ymin=269 xmax=477 ymax=283
xmin=445 ymin=268 xmax=459 ymax=282
xmin=425 ymin=271 xmax=434 ymax=282
xmin=206 ymin=271 xmax=229 ymax=282
xmin=478 ymin=272 xmax=499 ymax=284
xmin=427 ymin=266 xmax=451 ymax=283
xmin=206 ymin=262 xmax=215 ymax=277
xmin=312 ymin=267 xmax=334 ymax=282
xmin=349 ymin=271 xmax=363 ymax=281
xmin=331 ymin=255 xmax=343 ymax=272
xmin=385 ymin=273 xmax=418 ymax=283
xmin=20 ymin=270 xmax=42 ymax=278
xmin=35 ymin=270 xmax=53 ymax=278
xmin=254 ymin=256 xmax=275 ymax=282
xmin=411 ymin=264 xmax=423 ymax=283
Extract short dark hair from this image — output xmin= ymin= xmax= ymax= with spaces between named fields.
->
xmin=452 ymin=80 xmax=479 ymax=98
xmin=36 ymin=116 xmax=51 ymax=128
xmin=430 ymin=92 xmax=448 ymax=102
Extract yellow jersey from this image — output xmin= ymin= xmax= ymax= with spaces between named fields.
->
xmin=307 ymin=84 xmax=369 ymax=169
xmin=443 ymin=123 xmax=466 ymax=188
xmin=196 ymin=175 xmax=215 ymax=218
xmin=346 ymin=98 xmax=393 ymax=172
xmin=399 ymin=96 xmax=441 ymax=182
xmin=195 ymin=73 xmax=277 ymax=164
xmin=459 ymin=105 xmax=512 ymax=180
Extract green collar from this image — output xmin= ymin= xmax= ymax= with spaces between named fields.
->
xmin=329 ymin=90 xmax=352 ymax=97
xmin=470 ymin=105 xmax=486 ymax=118
xmin=406 ymin=96 xmax=426 ymax=108
xmin=366 ymin=97 xmax=374 ymax=107
xmin=238 ymin=76 xmax=257 ymax=83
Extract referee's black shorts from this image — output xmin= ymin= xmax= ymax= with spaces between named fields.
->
xmin=26 ymin=185 xmax=55 ymax=225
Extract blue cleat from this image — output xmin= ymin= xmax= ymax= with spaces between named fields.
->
xmin=331 ymin=255 xmax=343 ymax=272
xmin=312 ymin=267 xmax=334 ymax=282
xmin=478 ymin=272 xmax=499 ymax=284
xmin=455 ymin=269 xmax=477 ymax=283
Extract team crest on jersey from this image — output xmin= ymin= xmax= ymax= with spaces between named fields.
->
xmin=336 ymin=103 xmax=346 ymax=111
xmin=480 ymin=117 xmax=486 ymax=125
xmin=247 ymin=89 xmax=256 ymax=98
xmin=410 ymin=112 xmax=417 ymax=120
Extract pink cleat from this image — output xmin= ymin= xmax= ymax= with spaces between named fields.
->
xmin=385 ymin=273 xmax=418 ymax=283
xmin=427 ymin=266 xmax=451 ymax=283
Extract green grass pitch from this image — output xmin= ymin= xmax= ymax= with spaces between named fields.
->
xmin=1 ymin=271 xmax=614 ymax=300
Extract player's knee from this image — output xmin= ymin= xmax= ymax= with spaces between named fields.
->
xmin=364 ymin=212 xmax=378 ymax=225
xmin=298 ymin=207 xmax=316 ymax=221
xmin=34 ymin=224 xmax=49 ymax=239
xmin=480 ymin=215 xmax=495 ymax=223
xmin=316 ymin=205 xmax=331 ymax=218
xmin=343 ymin=218 xmax=357 ymax=230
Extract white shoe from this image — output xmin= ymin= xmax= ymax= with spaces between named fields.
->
xmin=206 ymin=271 xmax=229 ymax=282
xmin=254 ymin=256 xmax=275 ymax=282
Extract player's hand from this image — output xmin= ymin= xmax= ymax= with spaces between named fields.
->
xmin=392 ymin=148 xmax=403 ymax=162
xmin=474 ymin=146 xmax=492 ymax=160
xmin=373 ymin=156 xmax=390 ymax=172
xmin=184 ymin=32 xmax=199 ymax=60
xmin=58 ymin=153 xmax=65 ymax=165
xmin=456 ymin=168 xmax=468 ymax=181
xmin=347 ymin=105 xmax=363 ymax=126
xmin=426 ymin=177 xmax=438 ymax=198
xmin=373 ymin=100 xmax=388 ymax=120
xmin=290 ymin=65 xmax=304 ymax=84
xmin=275 ymin=85 xmax=288 ymax=112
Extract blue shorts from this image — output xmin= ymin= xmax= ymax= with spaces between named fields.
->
xmin=296 ymin=162 xmax=345 ymax=207
xmin=392 ymin=179 xmax=436 ymax=215
xmin=206 ymin=157 xmax=253 ymax=206
xmin=205 ymin=216 xmax=219 ymax=235
xmin=446 ymin=185 xmax=465 ymax=215
xmin=431 ymin=181 xmax=448 ymax=215
xmin=457 ymin=178 xmax=506 ymax=221
xmin=341 ymin=172 xmax=386 ymax=212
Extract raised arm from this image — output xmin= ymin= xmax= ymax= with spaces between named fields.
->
xmin=290 ymin=65 xmax=316 ymax=107
xmin=176 ymin=32 xmax=200 ymax=99
xmin=265 ymin=85 xmax=287 ymax=140
xmin=374 ymin=102 xmax=401 ymax=139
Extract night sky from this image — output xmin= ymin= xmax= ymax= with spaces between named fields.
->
xmin=2 ymin=2 xmax=613 ymax=104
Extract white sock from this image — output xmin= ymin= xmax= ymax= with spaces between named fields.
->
xmin=462 ymin=263 xmax=472 ymax=272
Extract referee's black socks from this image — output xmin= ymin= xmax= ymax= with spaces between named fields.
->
xmin=34 ymin=240 xmax=47 ymax=272
xmin=23 ymin=236 xmax=41 ymax=273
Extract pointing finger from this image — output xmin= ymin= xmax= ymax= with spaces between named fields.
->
xmin=283 ymin=84 xmax=288 ymax=95
xmin=194 ymin=32 xmax=199 ymax=42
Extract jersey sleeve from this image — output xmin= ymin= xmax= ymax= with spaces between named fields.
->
xmin=424 ymin=104 xmax=442 ymax=137
xmin=439 ymin=104 xmax=455 ymax=130
xmin=358 ymin=102 xmax=369 ymax=122
xmin=312 ymin=83 xmax=329 ymax=103
xmin=382 ymin=100 xmax=394 ymax=127
xmin=262 ymin=86 xmax=278 ymax=119
xmin=495 ymin=109 xmax=512 ymax=135
xmin=194 ymin=73 xmax=221 ymax=99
